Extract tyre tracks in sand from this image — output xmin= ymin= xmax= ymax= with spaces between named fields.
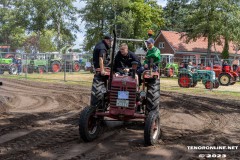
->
xmin=0 ymin=79 xmax=239 ymax=159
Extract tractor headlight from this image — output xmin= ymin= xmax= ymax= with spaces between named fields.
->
xmin=140 ymin=91 xmax=146 ymax=98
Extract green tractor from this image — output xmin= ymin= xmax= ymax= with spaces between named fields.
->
xmin=62 ymin=53 xmax=81 ymax=72
xmin=22 ymin=53 xmax=62 ymax=73
xmin=0 ymin=53 xmax=18 ymax=75
xmin=178 ymin=67 xmax=219 ymax=89
xmin=159 ymin=54 xmax=179 ymax=77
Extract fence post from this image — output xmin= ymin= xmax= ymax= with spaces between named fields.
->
xmin=64 ymin=58 xmax=66 ymax=82
xmin=25 ymin=54 xmax=28 ymax=79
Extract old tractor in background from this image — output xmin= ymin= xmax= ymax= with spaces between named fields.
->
xmin=205 ymin=63 xmax=239 ymax=86
xmin=22 ymin=53 xmax=62 ymax=73
xmin=62 ymin=53 xmax=81 ymax=72
xmin=159 ymin=54 xmax=179 ymax=77
xmin=0 ymin=53 xmax=18 ymax=75
xmin=178 ymin=67 xmax=219 ymax=89
xmin=79 ymin=30 xmax=161 ymax=146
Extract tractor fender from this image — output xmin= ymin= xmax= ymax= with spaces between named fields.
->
xmin=231 ymin=72 xmax=239 ymax=78
xmin=223 ymin=72 xmax=234 ymax=78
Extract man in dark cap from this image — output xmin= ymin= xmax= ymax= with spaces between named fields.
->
xmin=92 ymin=34 xmax=112 ymax=75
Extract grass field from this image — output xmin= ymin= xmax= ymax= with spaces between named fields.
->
xmin=1 ymin=72 xmax=240 ymax=99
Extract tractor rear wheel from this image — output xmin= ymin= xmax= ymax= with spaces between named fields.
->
xmin=91 ymin=76 xmax=106 ymax=109
xmin=178 ymin=74 xmax=191 ymax=88
xmin=146 ymin=79 xmax=160 ymax=112
xmin=9 ymin=65 xmax=17 ymax=75
xmin=79 ymin=106 xmax=102 ymax=142
xmin=218 ymin=73 xmax=231 ymax=86
xmin=144 ymin=110 xmax=161 ymax=146
xmin=51 ymin=61 xmax=61 ymax=73
xmin=73 ymin=62 xmax=81 ymax=72
xmin=168 ymin=68 xmax=174 ymax=77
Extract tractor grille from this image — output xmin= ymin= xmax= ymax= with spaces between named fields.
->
xmin=110 ymin=86 xmax=136 ymax=108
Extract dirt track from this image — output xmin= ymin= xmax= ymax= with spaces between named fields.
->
xmin=0 ymin=78 xmax=239 ymax=160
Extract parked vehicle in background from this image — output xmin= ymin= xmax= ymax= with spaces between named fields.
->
xmin=0 ymin=53 xmax=18 ymax=75
xmin=178 ymin=67 xmax=219 ymax=89
xmin=159 ymin=54 xmax=179 ymax=77
xmin=84 ymin=61 xmax=94 ymax=73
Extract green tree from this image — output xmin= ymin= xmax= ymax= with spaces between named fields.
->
xmin=47 ymin=0 xmax=80 ymax=50
xmin=163 ymin=0 xmax=190 ymax=31
xmin=80 ymin=0 xmax=164 ymax=51
xmin=183 ymin=0 xmax=223 ymax=58
xmin=0 ymin=0 xmax=26 ymax=50
xmin=182 ymin=0 xmax=240 ymax=59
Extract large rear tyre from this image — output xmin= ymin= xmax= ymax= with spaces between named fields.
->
xmin=218 ymin=73 xmax=231 ymax=86
xmin=9 ymin=65 xmax=18 ymax=75
xmin=167 ymin=68 xmax=174 ymax=77
xmin=91 ymin=76 xmax=106 ymax=108
xmin=144 ymin=110 xmax=161 ymax=146
xmin=178 ymin=74 xmax=191 ymax=88
xmin=79 ymin=106 xmax=102 ymax=142
xmin=73 ymin=62 xmax=81 ymax=72
xmin=146 ymin=79 xmax=160 ymax=112
xmin=51 ymin=61 xmax=61 ymax=73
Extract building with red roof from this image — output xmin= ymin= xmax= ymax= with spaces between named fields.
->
xmin=154 ymin=30 xmax=240 ymax=65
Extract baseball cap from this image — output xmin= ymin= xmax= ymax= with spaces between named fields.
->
xmin=145 ymin=38 xmax=155 ymax=44
xmin=103 ymin=34 xmax=113 ymax=40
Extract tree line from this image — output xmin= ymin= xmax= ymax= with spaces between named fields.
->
xmin=81 ymin=0 xmax=240 ymax=58
xmin=0 ymin=0 xmax=79 ymax=53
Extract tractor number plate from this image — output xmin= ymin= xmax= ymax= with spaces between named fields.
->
xmin=118 ymin=91 xmax=129 ymax=99
xmin=116 ymin=99 xmax=129 ymax=107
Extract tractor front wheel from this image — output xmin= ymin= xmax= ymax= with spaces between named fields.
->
xmin=144 ymin=110 xmax=161 ymax=146
xmin=38 ymin=66 xmax=45 ymax=74
xmin=205 ymin=81 xmax=213 ymax=89
xmin=79 ymin=106 xmax=102 ymax=142
xmin=218 ymin=73 xmax=231 ymax=86
xmin=214 ymin=80 xmax=220 ymax=88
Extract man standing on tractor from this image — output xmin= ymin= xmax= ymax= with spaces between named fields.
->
xmin=92 ymin=34 xmax=112 ymax=76
xmin=143 ymin=38 xmax=161 ymax=71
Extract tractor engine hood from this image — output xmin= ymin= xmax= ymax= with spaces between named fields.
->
xmin=111 ymin=75 xmax=137 ymax=87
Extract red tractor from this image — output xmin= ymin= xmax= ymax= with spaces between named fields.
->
xmin=205 ymin=63 xmax=239 ymax=86
xmin=79 ymin=31 xmax=161 ymax=146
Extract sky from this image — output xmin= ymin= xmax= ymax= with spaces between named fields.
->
xmin=73 ymin=0 xmax=167 ymax=49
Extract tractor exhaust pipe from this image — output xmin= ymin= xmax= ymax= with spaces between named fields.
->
xmin=109 ymin=30 xmax=116 ymax=90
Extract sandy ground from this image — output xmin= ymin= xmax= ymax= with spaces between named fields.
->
xmin=0 ymin=78 xmax=239 ymax=160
